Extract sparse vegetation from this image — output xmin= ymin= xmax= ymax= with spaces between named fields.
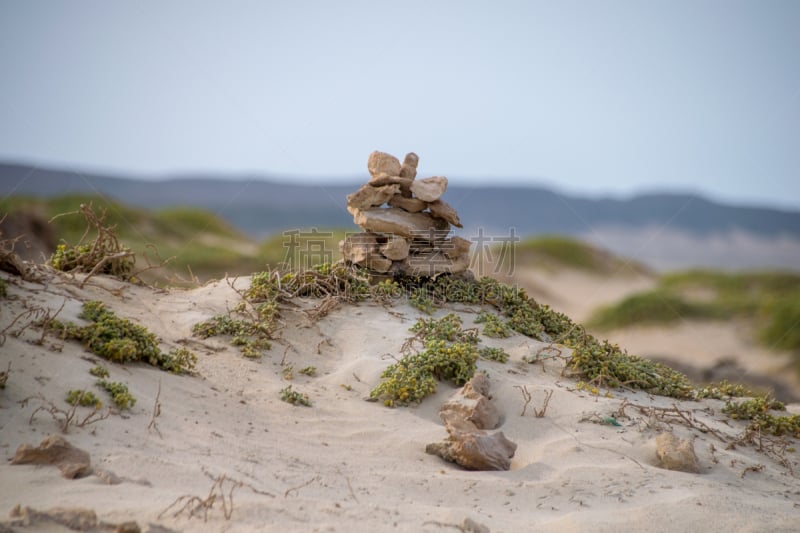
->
xmin=280 ymin=385 xmax=311 ymax=407
xmin=52 ymin=301 xmax=196 ymax=374
xmin=587 ymin=269 xmax=800 ymax=371
xmin=48 ymin=203 xmax=135 ymax=281
xmin=0 ymin=278 xmax=7 ymax=298
xmin=723 ymin=397 xmax=800 ymax=438
xmin=298 ymin=366 xmax=317 ymax=377
xmin=65 ymin=389 xmax=102 ymax=409
xmin=96 ymin=379 xmax=136 ymax=410
xmin=513 ymin=235 xmax=646 ymax=275
xmin=371 ymin=314 xmax=480 ymax=407
xmin=478 ymin=346 xmax=509 ymax=363
xmin=89 ymin=365 xmax=109 ymax=378
xmin=193 ymin=301 xmax=278 ymax=359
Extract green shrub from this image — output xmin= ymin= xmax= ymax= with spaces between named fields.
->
xmin=758 ymin=292 xmax=800 ymax=353
xmin=409 ymin=288 xmax=436 ymax=314
xmin=280 ymin=385 xmax=311 ymax=407
xmin=89 ymin=365 xmax=109 ymax=378
xmin=722 ymin=396 xmax=800 ymax=437
xmin=298 ymin=366 xmax=317 ymax=376
xmin=475 ymin=311 xmax=512 ymax=338
xmin=54 ymin=301 xmax=196 ymax=374
xmin=371 ymin=340 xmax=479 ymax=407
xmin=478 ymin=346 xmax=509 ymax=363
xmin=96 ymin=380 xmax=136 ymax=410
xmin=587 ymin=290 xmax=712 ymax=330
xmin=409 ymin=313 xmax=477 ymax=344
xmin=66 ymin=390 xmax=102 ymax=409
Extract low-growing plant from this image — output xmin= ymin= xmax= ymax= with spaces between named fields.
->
xmin=723 ymin=396 xmax=800 ymax=437
xmin=192 ymin=301 xmax=277 ymax=358
xmin=478 ymin=346 xmax=509 ymax=363
xmin=409 ymin=288 xmax=436 ymax=314
xmin=567 ymin=339 xmax=694 ymax=398
xmin=693 ymin=380 xmax=752 ymax=400
xmin=280 ymin=385 xmax=311 ymax=407
xmin=371 ymin=339 xmax=478 ymax=407
xmin=89 ymin=365 xmax=109 ymax=378
xmin=66 ymin=389 xmax=102 ymax=409
xmin=409 ymin=313 xmax=478 ymax=344
xmin=96 ymin=379 xmax=136 ymax=410
xmin=52 ymin=301 xmax=196 ymax=374
xmin=298 ymin=366 xmax=317 ymax=376
xmin=0 ymin=278 xmax=7 ymax=298
xmin=475 ymin=311 xmax=512 ymax=338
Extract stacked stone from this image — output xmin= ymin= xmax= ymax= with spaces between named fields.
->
xmin=340 ymin=151 xmax=472 ymax=277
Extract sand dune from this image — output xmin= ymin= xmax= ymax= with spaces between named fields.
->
xmin=1 ymin=269 xmax=799 ymax=532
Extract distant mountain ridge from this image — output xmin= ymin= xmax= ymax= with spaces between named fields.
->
xmin=3 ymin=162 xmax=799 ymax=238
xmin=3 ymin=162 xmax=800 ymax=271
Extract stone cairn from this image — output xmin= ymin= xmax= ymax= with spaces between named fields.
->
xmin=340 ymin=151 xmax=471 ymax=278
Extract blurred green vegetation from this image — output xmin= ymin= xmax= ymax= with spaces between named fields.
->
xmin=1 ymin=195 xmax=351 ymax=283
xmin=588 ymin=270 xmax=800 ymax=361
xmin=512 ymin=235 xmax=648 ymax=275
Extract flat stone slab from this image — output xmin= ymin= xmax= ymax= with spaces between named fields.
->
xmin=353 ymin=207 xmax=449 ymax=240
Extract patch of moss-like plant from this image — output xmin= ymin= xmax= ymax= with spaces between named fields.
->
xmin=409 ymin=313 xmax=478 ymax=344
xmin=723 ymin=396 xmax=800 ymax=438
xmin=298 ymin=366 xmax=317 ymax=376
xmin=0 ymin=278 xmax=7 ymax=298
xmin=66 ymin=389 xmax=102 ymax=409
xmin=478 ymin=346 xmax=509 ymax=363
xmin=280 ymin=385 xmax=311 ymax=407
xmin=475 ymin=311 xmax=512 ymax=338
xmin=53 ymin=301 xmax=196 ymax=374
xmin=96 ymin=380 xmax=136 ymax=410
xmin=389 ymin=275 xmax=695 ymax=399
xmin=89 ymin=365 xmax=109 ymax=378
xmin=372 ymin=314 xmax=480 ymax=407
xmin=192 ymin=301 xmax=277 ymax=358
xmin=693 ymin=380 xmax=753 ymax=400
xmin=370 ymin=340 xmax=478 ymax=407
xmin=409 ymin=288 xmax=436 ymax=314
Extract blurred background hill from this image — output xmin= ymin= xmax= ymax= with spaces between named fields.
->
xmin=3 ymin=162 xmax=800 ymax=272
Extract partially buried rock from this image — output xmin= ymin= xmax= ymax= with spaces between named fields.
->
xmin=11 ymin=434 xmax=92 ymax=479
xmin=410 ymin=176 xmax=448 ymax=202
xmin=427 ymin=375 xmax=516 ymax=471
xmin=367 ymin=151 xmax=402 ymax=180
xmin=655 ymin=432 xmax=700 ymax=473
xmin=439 ymin=373 xmax=500 ymax=430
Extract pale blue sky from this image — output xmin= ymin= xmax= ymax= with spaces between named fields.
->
xmin=1 ymin=1 xmax=798 ymax=208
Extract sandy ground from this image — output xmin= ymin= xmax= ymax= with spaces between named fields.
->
xmin=1 ymin=269 xmax=799 ymax=532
